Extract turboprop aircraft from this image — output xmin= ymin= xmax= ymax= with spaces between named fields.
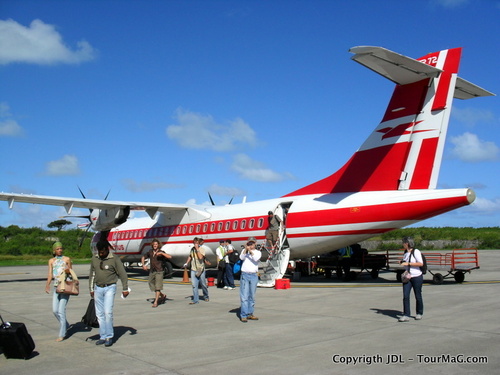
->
xmin=1 ymin=46 xmax=494 ymax=286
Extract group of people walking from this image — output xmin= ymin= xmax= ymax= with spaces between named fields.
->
xmin=45 ymin=236 xmax=424 ymax=344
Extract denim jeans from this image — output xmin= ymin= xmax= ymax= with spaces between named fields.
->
xmin=402 ymin=274 xmax=424 ymax=316
xmin=94 ymin=284 xmax=116 ymax=339
xmin=190 ymin=270 xmax=209 ymax=303
xmin=224 ymin=263 xmax=235 ymax=288
xmin=52 ymin=289 xmax=70 ymax=338
xmin=240 ymin=272 xmax=258 ymax=318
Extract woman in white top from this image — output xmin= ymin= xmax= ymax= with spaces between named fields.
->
xmin=398 ymin=237 xmax=424 ymax=322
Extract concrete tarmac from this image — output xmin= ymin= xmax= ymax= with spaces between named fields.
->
xmin=0 ymin=250 xmax=499 ymax=375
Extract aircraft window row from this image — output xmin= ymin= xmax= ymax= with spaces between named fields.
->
xmin=112 ymin=217 xmax=265 ymax=240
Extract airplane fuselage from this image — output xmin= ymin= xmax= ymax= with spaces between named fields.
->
xmin=97 ymin=188 xmax=475 ymax=267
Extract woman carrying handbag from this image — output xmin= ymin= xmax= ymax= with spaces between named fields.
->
xmin=398 ymin=237 xmax=424 ymax=322
xmin=45 ymin=241 xmax=73 ymax=341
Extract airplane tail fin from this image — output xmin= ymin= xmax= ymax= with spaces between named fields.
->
xmin=284 ymin=46 xmax=494 ymax=197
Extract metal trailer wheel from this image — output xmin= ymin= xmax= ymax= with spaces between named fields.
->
xmin=454 ymin=271 xmax=465 ymax=283
xmin=433 ymin=273 xmax=444 ymax=285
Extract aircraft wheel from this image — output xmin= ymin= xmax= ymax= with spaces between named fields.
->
xmin=433 ymin=273 xmax=444 ymax=285
xmin=454 ymin=271 xmax=465 ymax=283
xmin=163 ymin=262 xmax=174 ymax=279
xmin=370 ymin=269 xmax=379 ymax=279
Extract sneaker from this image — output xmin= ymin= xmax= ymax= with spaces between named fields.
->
xmin=104 ymin=338 xmax=113 ymax=347
xmin=398 ymin=316 xmax=410 ymax=322
xmin=189 ymin=301 xmax=199 ymax=305
xmin=223 ymin=286 xmax=228 ymax=290
xmin=415 ymin=314 xmax=423 ymax=320
xmin=95 ymin=339 xmax=106 ymax=345
xmin=228 ymin=287 xmax=235 ymax=290
xmin=240 ymin=318 xmax=248 ymax=323
xmin=247 ymin=315 xmax=259 ymax=320
xmin=204 ymin=297 xmax=209 ymax=302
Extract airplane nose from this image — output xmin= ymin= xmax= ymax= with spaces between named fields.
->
xmin=466 ymin=188 xmax=476 ymax=204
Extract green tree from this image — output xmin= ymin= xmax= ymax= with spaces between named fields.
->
xmin=47 ymin=219 xmax=72 ymax=231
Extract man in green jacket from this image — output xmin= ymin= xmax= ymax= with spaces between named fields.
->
xmin=89 ymin=240 xmax=129 ymax=347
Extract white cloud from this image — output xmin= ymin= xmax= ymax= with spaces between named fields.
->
xmin=452 ymin=107 xmax=495 ymax=128
xmin=122 ymin=178 xmax=182 ymax=192
xmin=166 ymin=109 xmax=257 ymax=151
xmin=0 ymin=102 xmax=24 ymax=137
xmin=468 ymin=196 xmax=500 ymax=213
xmin=207 ymin=183 xmax=246 ymax=198
xmin=449 ymin=132 xmax=499 ymax=162
xmin=231 ymin=153 xmax=294 ymax=182
xmin=0 ymin=19 xmax=96 ymax=65
xmin=433 ymin=0 xmax=470 ymax=8
xmin=45 ymin=154 xmax=80 ymax=176
xmin=0 ymin=119 xmax=24 ymax=137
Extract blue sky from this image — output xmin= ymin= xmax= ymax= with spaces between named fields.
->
xmin=1 ymin=0 xmax=499 ymax=230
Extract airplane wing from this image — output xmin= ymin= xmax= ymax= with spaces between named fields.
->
xmin=349 ymin=46 xmax=495 ymax=99
xmin=0 ymin=192 xmax=210 ymax=221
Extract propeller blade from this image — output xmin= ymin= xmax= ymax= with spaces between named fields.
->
xmin=208 ymin=192 xmax=215 ymax=206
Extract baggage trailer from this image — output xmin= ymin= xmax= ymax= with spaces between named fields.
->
xmin=385 ymin=248 xmax=480 ymax=284
xmin=315 ymin=251 xmax=387 ymax=280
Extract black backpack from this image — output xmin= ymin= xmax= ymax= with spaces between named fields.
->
xmin=411 ymin=249 xmax=427 ymax=275
xmin=228 ymin=250 xmax=240 ymax=264
xmin=81 ymin=299 xmax=99 ymax=328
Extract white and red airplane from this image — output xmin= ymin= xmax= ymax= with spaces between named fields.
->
xmin=1 ymin=46 xmax=494 ymax=285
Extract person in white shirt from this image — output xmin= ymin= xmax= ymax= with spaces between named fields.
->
xmin=239 ymin=240 xmax=261 ymax=322
xmin=398 ymin=237 xmax=424 ymax=322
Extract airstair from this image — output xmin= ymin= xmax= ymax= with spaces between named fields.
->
xmin=258 ymin=229 xmax=290 ymax=287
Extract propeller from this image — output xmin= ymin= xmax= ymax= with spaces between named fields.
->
xmin=208 ymin=192 xmax=215 ymax=206
xmin=208 ymin=192 xmax=234 ymax=205
xmin=62 ymin=187 xmax=111 ymax=249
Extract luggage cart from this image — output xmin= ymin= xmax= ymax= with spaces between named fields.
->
xmin=385 ymin=248 xmax=479 ymax=284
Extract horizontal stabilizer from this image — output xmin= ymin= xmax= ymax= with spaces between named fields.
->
xmin=455 ymin=77 xmax=495 ymax=99
xmin=349 ymin=46 xmax=442 ymax=85
xmin=349 ymin=46 xmax=496 ymax=100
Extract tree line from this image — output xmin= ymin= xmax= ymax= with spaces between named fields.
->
xmin=1 ymin=225 xmax=499 ymax=260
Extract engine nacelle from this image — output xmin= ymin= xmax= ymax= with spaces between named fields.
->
xmin=89 ymin=206 xmax=130 ymax=231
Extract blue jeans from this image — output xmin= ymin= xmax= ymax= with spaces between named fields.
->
xmin=402 ymin=274 xmax=424 ymax=316
xmin=190 ymin=270 xmax=209 ymax=303
xmin=240 ymin=272 xmax=258 ymax=318
xmin=52 ymin=289 xmax=69 ymax=338
xmin=94 ymin=284 xmax=116 ymax=339
xmin=224 ymin=263 xmax=235 ymax=288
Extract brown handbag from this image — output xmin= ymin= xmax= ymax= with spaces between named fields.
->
xmin=56 ymin=269 xmax=80 ymax=295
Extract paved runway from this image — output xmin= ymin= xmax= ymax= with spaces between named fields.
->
xmin=1 ymin=250 xmax=499 ymax=374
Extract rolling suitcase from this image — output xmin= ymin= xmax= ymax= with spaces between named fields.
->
xmin=0 ymin=315 xmax=35 ymax=359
